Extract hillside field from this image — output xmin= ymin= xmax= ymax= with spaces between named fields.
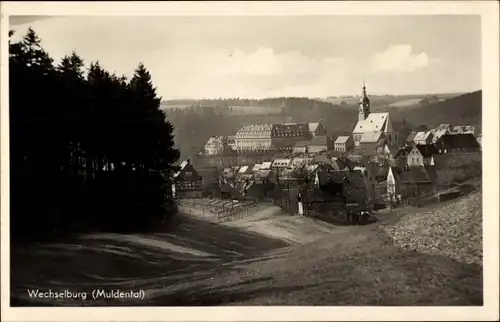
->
xmin=11 ymin=189 xmax=482 ymax=306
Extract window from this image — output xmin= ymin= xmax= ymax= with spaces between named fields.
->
xmin=185 ymin=171 xmax=192 ymax=177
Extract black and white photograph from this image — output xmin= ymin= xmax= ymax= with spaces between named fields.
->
xmin=1 ymin=1 xmax=499 ymax=321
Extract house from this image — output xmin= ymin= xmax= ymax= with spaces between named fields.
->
xmin=272 ymin=159 xmax=292 ymax=169
xmin=293 ymin=140 xmax=309 ymax=154
xmin=352 ymin=83 xmax=399 ymax=146
xmin=204 ymin=136 xmax=227 ymax=156
xmin=407 ymin=145 xmax=437 ymax=167
xmin=334 ymin=136 xmax=354 ymax=152
xmin=237 ymin=165 xmax=254 ymax=178
xmin=308 ymin=122 xmax=327 ymax=137
xmin=313 ymin=153 xmax=330 ymax=164
xmin=172 ymin=160 xmax=203 ymax=198
xmin=431 ymin=124 xmax=453 ymax=144
xmin=254 ymin=169 xmax=272 ymax=184
xmin=436 ymin=124 xmax=453 ymax=132
xmin=394 ymin=146 xmax=413 ymax=169
xmin=235 ymin=124 xmax=273 ymax=153
xmin=307 ymin=136 xmax=332 ymax=154
xmin=377 ymin=143 xmax=400 ymax=165
xmin=435 ymin=134 xmax=481 ymax=154
xmin=291 ymin=156 xmax=314 ymax=168
xmin=451 ymin=125 xmax=464 ymax=134
xmin=413 ymin=131 xmax=434 ymax=145
xmin=272 ymin=123 xmax=310 ymax=153
xmin=252 ymin=163 xmax=263 ymax=173
xmin=359 ymin=132 xmax=386 ymax=155
xmin=313 ymin=168 xmax=369 ymax=204
xmin=387 ymin=166 xmax=434 ymax=198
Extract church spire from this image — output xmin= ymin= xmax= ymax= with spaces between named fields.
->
xmin=358 ymin=80 xmax=370 ymax=122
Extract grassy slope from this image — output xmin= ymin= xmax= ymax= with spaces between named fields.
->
xmin=11 ymin=192 xmax=482 ymax=306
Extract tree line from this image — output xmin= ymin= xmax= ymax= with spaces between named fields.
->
xmin=9 ymin=28 xmax=180 ymax=241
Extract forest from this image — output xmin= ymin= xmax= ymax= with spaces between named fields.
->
xmin=9 ymin=28 xmax=180 ymax=241
xmin=164 ymin=90 xmax=481 ymax=161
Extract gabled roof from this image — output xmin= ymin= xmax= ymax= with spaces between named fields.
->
xmin=396 ymin=167 xmax=431 ymax=184
xmin=294 ymin=140 xmax=309 ymax=148
xmin=335 ymin=136 xmax=351 ymax=144
xmin=413 ymin=131 xmax=428 ymax=141
xmin=173 ymin=160 xmax=202 ymax=181
xmin=308 ymin=135 xmax=329 ymax=146
xmin=436 ymin=124 xmax=452 ymax=131
xmin=414 ymin=144 xmax=438 ymax=158
xmin=238 ymin=165 xmax=249 ymax=174
xmin=318 ymin=169 xmax=367 ymax=203
xmin=395 ymin=146 xmax=413 ymax=158
xmin=261 ymin=162 xmax=273 ymax=170
xmin=254 ymin=169 xmax=271 ymax=179
xmin=437 ymin=133 xmax=481 ymax=152
xmin=308 ymin=122 xmax=321 ymax=133
xmin=353 ymin=112 xmax=390 ymax=133
xmin=360 ymin=131 xmax=384 ymax=143
xmin=173 ymin=160 xmax=189 ymax=178
xmin=252 ymin=163 xmax=262 ymax=172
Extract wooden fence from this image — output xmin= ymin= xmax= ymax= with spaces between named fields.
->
xmin=177 ymin=197 xmax=269 ymax=223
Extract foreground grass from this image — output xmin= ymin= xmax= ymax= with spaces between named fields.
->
xmin=11 ymin=193 xmax=482 ymax=306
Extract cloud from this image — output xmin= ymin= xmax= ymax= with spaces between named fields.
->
xmin=370 ymin=44 xmax=439 ymax=73
xmin=158 ymin=47 xmax=348 ymax=98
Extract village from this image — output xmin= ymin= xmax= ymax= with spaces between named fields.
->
xmin=7 ymin=13 xmax=491 ymax=310
xmin=172 ymin=84 xmax=482 ymax=224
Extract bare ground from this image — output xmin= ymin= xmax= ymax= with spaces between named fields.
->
xmin=10 ymin=193 xmax=482 ymax=306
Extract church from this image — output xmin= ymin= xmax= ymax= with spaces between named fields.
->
xmin=352 ymin=83 xmax=399 ymax=147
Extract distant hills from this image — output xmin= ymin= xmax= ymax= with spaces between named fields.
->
xmin=388 ymin=90 xmax=482 ymax=130
xmin=163 ymin=90 xmax=481 ymax=160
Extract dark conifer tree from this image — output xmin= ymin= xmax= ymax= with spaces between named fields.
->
xmin=10 ymin=29 xmax=181 ymax=240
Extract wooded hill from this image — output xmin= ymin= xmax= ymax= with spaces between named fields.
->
xmin=389 ymin=90 xmax=482 ymax=130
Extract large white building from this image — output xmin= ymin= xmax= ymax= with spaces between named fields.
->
xmin=352 ymin=83 xmax=399 ymax=147
xmin=235 ymin=124 xmax=274 ymax=153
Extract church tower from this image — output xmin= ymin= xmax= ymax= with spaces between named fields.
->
xmin=358 ymin=81 xmax=370 ymax=122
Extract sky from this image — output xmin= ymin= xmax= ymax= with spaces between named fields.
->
xmin=9 ymin=15 xmax=481 ymax=99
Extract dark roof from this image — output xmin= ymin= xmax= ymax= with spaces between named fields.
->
xmin=173 ymin=162 xmax=202 ymax=182
xmin=272 ymin=123 xmax=309 ymax=137
xmin=308 ymin=135 xmax=329 ymax=146
xmin=396 ymin=167 xmax=431 ymax=184
xmin=395 ymin=146 xmax=413 ymax=158
xmin=294 ymin=140 xmax=309 ymax=148
xmin=437 ymin=134 xmax=481 ymax=152
xmin=315 ymin=169 xmax=367 ymax=203
xmin=415 ymin=144 xmax=438 ymax=158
